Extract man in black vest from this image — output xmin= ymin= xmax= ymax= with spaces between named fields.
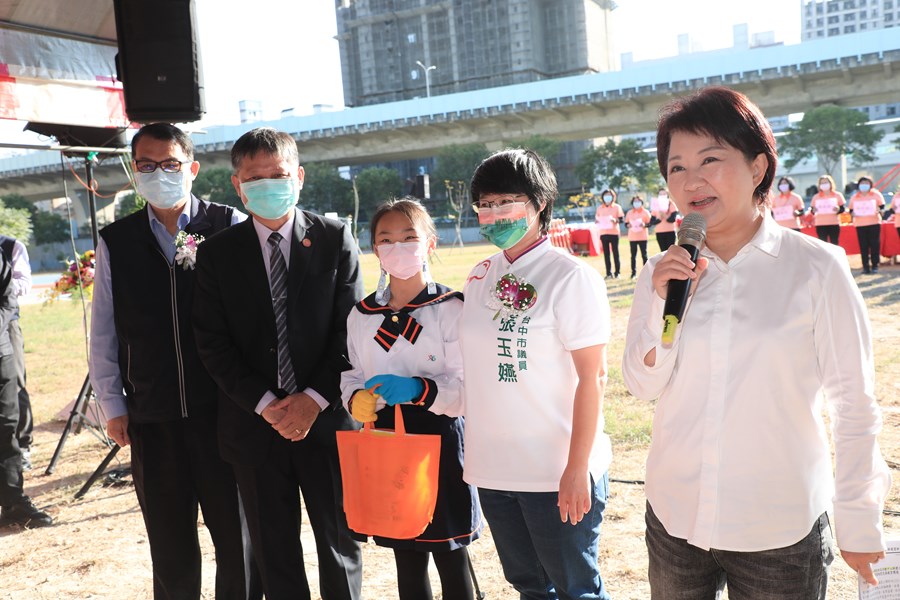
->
xmin=0 ymin=247 xmax=51 ymax=528
xmin=0 ymin=235 xmax=34 ymax=470
xmin=89 ymin=123 xmax=259 ymax=599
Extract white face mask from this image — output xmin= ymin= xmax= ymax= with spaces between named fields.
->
xmin=778 ymin=183 xmax=790 ymax=193
xmin=819 ymin=182 xmax=831 ymax=192
xmin=602 ymin=194 xmax=613 ymax=204
xmin=136 ymin=170 xmax=188 ymax=209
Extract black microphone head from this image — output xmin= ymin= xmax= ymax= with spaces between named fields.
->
xmin=678 ymin=213 xmax=707 ymax=248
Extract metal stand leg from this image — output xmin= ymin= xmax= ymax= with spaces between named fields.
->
xmin=74 ymin=444 xmax=121 ymax=499
xmin=45 ymin=374 xmax=97 ymax=475
xmin=466 ymin=547 xmax=486 ymax=599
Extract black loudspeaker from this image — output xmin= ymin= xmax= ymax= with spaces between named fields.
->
xmin=113 ymin=0 xmax=205 ymax=123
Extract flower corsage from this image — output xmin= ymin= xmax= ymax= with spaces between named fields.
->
xmin=487 ymin=273 xmax=537 ymax=320
xmin=174 ymin=231 xmax=204 ymax=270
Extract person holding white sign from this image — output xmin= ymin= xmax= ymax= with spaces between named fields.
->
xmin=650 ymin=188 xmax=679 ymax=252
xmin=811 ymin=174 xmax=846 ymax=245
xmin=594 ymin=189 xmax=624 ymax=279
xmin=771 ymin=176 xmax=806 ymax=231
xmin=625 ymin=196 xmax=651 ymax=279
xmin=849 ymin=176 xmax=886 ymax=275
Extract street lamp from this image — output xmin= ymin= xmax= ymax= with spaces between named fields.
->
xmin=415 ymin=60 xmax=436 ymax=98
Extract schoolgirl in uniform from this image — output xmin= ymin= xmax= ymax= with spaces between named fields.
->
xmin=340 ymin=197 xmax=481 ymax=600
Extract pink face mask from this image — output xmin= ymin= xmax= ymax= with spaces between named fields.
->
xmin=377 ymin=241 xmax=426 ymax=280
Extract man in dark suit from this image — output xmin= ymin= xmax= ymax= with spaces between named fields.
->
xmin=193 ymin=127 xmax=364 ymax=600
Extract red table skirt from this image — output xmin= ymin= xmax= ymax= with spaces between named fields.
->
xmin=800 ymin=223 xmax=900 ymax=257
xmin=567 ymin=225 xmax=602 ymax=256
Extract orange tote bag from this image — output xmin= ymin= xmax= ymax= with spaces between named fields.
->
xmin=336 ymin=404 xmax=441 ymax=539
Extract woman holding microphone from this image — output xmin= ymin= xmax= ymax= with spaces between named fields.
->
xmin=622 ymin=87 xmax=890 ymax=599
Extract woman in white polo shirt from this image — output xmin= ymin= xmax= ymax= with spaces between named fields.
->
xmin=459 ymin=148 xmax=613 ymax=600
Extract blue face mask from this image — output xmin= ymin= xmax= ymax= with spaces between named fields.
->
xmin=241 ymin=178 xmax=300 ymax=220
xmin=632 ymin=202 xmax=643 ymax=210
xmin=602 ymin=194 xmax=613 ymax=204
xmin=858 ymin=183 xmax=871 ymax=193
xmin=136 ymin=170 xmax=187 ymax=209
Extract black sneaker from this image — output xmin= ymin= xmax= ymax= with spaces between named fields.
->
xmin=0 ymin=497 xmax=53 ymax=528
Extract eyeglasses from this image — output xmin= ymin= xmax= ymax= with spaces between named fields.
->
xmin=134 ymin=159 xmax=186 ymax=174
xmin=471 ymin=195 xmax=529 ymax=214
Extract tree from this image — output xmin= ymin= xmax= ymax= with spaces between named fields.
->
xmin=576 ymin=138 xmax=657 ymax=194
xmin=115 ymin=192 xmax=146 ymax=220
xmin=0 ymin=193 xmax=36 ymax=217
xmin=0 ymin=201 xmax=33 ymax=244
xmin=354 ymin=167 xmax=403 ymax=220
xmin=300 ymin=162 xmax=354 ymax=216
xmin=191 ymin=167 xmax=242 ymax=209
xmin=779 ymin=105 xmax=884 ymax=176
xmin=432 ymin=144 xmax=490 ymax=210
xmin=31 ymin=210 xmax=71 ymax=244
xmin=512 ymin=135 xmax=562 ymax=167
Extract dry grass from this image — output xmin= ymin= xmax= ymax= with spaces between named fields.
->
xmin=1 ymin=246 xmax=897 ymax=599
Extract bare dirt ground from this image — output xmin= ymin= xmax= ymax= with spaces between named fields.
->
xmin=1 ymin=257 xmax=898 ymax=600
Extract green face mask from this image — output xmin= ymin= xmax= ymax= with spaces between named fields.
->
xmin=480 ymin=219 xmax=530 ymax=249
xmin=477 ymin=201 xmax=533 ymax=249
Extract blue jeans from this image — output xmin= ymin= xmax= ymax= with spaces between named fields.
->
xmin=478 ymin=473 xmax=611 ymax=600
xmin=646 ymin=502 xmax=834 ymax=599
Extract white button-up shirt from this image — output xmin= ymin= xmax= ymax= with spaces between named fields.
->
xmin=622 ymin=216 xmax=890 ymax=553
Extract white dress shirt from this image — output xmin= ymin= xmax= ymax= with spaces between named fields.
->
xmin=622 ymin=216 xmax=890 ymax=553
xmin=9 ymin=239 xmax=31 ymax=297
xmin=250 ymin=213 xmax=329 ymax=413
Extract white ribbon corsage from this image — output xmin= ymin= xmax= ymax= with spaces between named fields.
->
xmin=174 ymin=231 xmax=204 ymax=270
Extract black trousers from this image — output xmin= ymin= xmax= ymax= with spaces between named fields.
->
xmin=600 ymin=235 xmax=620 ymax=277
xmin=856 ymin=224 xmax=881 ymax=272
xmin=816 ymin=225 xmax=840 ymax=245
xmin=394 ymin=547 xmax=474 ymax=600
xmin=129 ymin=415 xmax=260 ymax=600
xmin=9 ymin=320 xmax=31 ymax=449
xmin=630 ymin=240 xmax=649 ymax=275
xmin=656 ymin=231 xmax=676 ymax=252
xmin=232 ymin=421 xmax=363 ymax=600
xmin=0 ymin=352 xmax=22 ymax=506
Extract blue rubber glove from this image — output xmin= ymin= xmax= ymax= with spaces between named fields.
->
xmin=364 ymin=374 xmax=424 ymax=406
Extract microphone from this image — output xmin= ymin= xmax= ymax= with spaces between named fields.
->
xmin=661 ymin=213 xmax=707 ymax=346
